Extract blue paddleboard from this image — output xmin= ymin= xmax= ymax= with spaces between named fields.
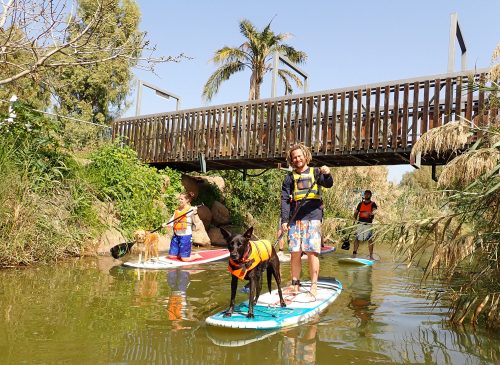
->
xmin=206 ymin=278 xmax=342 ymax=330
xmin=338 ymin=257 xmax=374 ymax=266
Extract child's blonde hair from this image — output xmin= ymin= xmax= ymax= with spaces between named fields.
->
xmin=286 ymin=143 xmax=312 ymax=166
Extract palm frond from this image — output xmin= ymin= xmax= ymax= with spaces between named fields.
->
xmin=278 ymin=69 xmax=303 ymax=95
xmin=275 ymin=44 xmax=307 ymax=64
xmin=202 ymin=61 xmax=245 ymax=101
xmin=211 ymin=46 xmax=248 ymax=65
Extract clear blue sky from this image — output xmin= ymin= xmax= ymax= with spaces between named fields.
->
xmin=126 ymin=0 xmax=500 ymax=183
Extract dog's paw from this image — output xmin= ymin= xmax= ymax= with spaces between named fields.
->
xmin=223 ymin=311 xmax=233 ymax=318
xmin=280 ymin=301 xmax=287 ymax=308
xmin=246 ymin=313 xmax=255 ymax=319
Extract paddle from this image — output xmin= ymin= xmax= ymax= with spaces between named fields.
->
xmin=110 ymin=205 xmax=199 ymax=259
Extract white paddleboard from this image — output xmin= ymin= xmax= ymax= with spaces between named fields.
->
xmin=206 ymin=278 xmax=342 ymax=330
xmin=338 ymin=257 xmax=374 ymax=266
xmin=123 ymin=249 xmax=229 ymax=269
xmin=277 ymin=245 xmax=336 ymax=262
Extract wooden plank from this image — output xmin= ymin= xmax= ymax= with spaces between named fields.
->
xmin=307 ymin=97 xmax=314 ymax=148
xmin=422 ymin=80 xmax=430 ymax=135
xmin=347 ymin=91 xmax=354 ymax=150
xmin=162 ymin=115 xmax=170 ymax=160
xmin=339 ymin=92 xmax=346 ymax=151
xmin=252 ymin=103 xmax=259 ymax=157
xmin=382 ymin=86 xmax=390 ymax=150
xmin=392 ymin=85 xmax=400 ymax=149
xmin=222 ymin=106 xmax=228 ymax=157
xmin=279 ymin=100 xmax=285 ymax=155
xmin=315 ymin=95 xmax=322 ymax=153
xmin=364 ymin=88 xmax=371 ymax=150
xmin=477 ymin=74 xmax=485 ymax=138
xmin=455 ymin=76 xmax=462 ymax=121
xmin=355 ymin=89 xmax=362 ymax=150
xmin=321 ymin=94 xmax=330 ymax=154
xmin=259 ymin=103 xmax=266 ymax=157
xmin=293 ymin=98 xmax=300 ymax=144
xmin=412 ymin=81 xmax=419 ymax=145
xmin=204 ymin=111 xmax=211 ymax=158
xmin=245 ymin=104 xmax=252 ymax=157
xmin=373 ymin=88 xmax=381 ymax=150
xmin=301 ymin=97 xmax=307 ymax=145
xmin=284 ymin=99 xmax=292 ymax=156
xmin=234 ymin=105 xmax=241 ymax=157
xmin=433 ymin=79 xmax=441 ymax=128
xmin=465 ymin=75 xmax=473 ymax=122
xmin=178 ymin=113 xmax=185 ymax=159
xmin=267 ymin=102 xmax=274 ymax=158
xmin=331 ymin=93 xmax=337 ymax=152
xmin=402 ymin=84 xmax=409 ymax=148
xmin=444 ymin=78 xmax=452 ymax=124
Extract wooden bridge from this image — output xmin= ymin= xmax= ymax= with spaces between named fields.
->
xmin=112 ymin=68 xmax=495 ymax=171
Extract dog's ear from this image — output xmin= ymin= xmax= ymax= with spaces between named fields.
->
xmin=243 ymin=227 xmax=253 ymax=239
xmin=220 ymin=227 xmax=232 ymax=241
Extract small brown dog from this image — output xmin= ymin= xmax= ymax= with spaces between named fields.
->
xmin=133 ymin=229 xmax=160 ymax=263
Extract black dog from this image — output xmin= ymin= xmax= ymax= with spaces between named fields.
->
xmin=221 ymin=226 xmax=286 ymax=318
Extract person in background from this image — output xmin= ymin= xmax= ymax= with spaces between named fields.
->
xmin=352 ymin=190 xmax=378 ymax=260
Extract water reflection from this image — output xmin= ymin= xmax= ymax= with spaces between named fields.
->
xmin=0 ymin=255 xmax=499 ymax=365
xmin=347 ymin=266 xmax=377 ymax=335
xmin=281 ymin=323 xmax=318 ymax=365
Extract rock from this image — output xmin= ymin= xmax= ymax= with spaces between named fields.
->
xmin=97 ymin=227 xmax=126 ymax=255
xmin=208 ymin=227 xmax=227 ymax=247
xmin=181 ymin=174 xmax=199 ymax=199
xmin=192 ymin=214 xmax=211 ymax=246
xmin=199 ymin=176 xmax=225 ymax=192
xmin=211 ymin=201 xmax=230 ymax=225
xmin=196 ymin=204 xmax=212 ymax=228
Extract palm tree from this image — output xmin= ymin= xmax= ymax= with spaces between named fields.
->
xmin=203 ymin=19 xmax=307 ymax=101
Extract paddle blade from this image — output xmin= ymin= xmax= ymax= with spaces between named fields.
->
xmin=110 ymin=242 xmax=134 ymax=259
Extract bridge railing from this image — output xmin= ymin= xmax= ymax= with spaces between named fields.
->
xmin=112 ymin=69 xmax=493 ymax=165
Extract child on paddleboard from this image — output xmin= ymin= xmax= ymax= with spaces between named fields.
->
xmin=162 ymin=191 xmax=201 ymax=262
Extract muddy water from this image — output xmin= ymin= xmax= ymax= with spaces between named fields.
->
xmin=0 ymin=246 xmax=498 ymax=365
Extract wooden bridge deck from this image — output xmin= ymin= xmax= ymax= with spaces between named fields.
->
xmin=112 ymin=68 xmax=495 ymax=171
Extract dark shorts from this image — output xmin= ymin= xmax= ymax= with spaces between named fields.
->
xmin=169 ymin=234 xmax=192 ymax=258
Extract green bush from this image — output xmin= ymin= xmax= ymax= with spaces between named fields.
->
xmin=86 ymin=142 xmax=182 ymax=234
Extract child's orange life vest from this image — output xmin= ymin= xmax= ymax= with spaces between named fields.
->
xmin=228 ymin=240 xmax=272 ymax=280
xmin=173 ymin=206 xmax=191 ymax=231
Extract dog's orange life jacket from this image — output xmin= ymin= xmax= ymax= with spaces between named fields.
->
xmin=228 ymin=240 xmax=273 ymax=281
xmin=173 ymin=206 xmax=191 ymax=231
xmin=358 ymin=201 xmax=374 ymax=219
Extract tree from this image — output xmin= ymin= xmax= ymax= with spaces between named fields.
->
xmin=203 ymin=19 xmax=307 ymax=101
xmin=0 ymin=0 xmax=176 ymax=87
xmin=54 ymin=0 xmax=144 ymax=125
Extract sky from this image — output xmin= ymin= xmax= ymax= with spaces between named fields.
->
xmin=126 ymin=0 xmax=500 ymax=183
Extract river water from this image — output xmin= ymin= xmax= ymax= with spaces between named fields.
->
xmin=0 ymin=246 xmax=498 ymax=364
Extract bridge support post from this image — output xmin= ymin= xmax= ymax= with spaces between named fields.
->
xmin=199 ymin=153 xmax=206 ymax=173
xmin=242 ymin=169 xmax=247 ymax=181
xmin=410 ymin=151 xmax=421 ymax=169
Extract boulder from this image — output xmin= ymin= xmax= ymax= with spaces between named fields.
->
xmin=181 ymin=174 xmax=199 ymax=199
xmin=192 ymin=213 xmax=210 ymax=246
xmin=199 ymin=176 xmax=225 ymax=192
xmin=196 ymin=204 xmax=212 ymax=228
xmin=211 ymin=201 xmax=230 ymax=225
xmin=208 ymin=227 xmax=227 ymax=247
